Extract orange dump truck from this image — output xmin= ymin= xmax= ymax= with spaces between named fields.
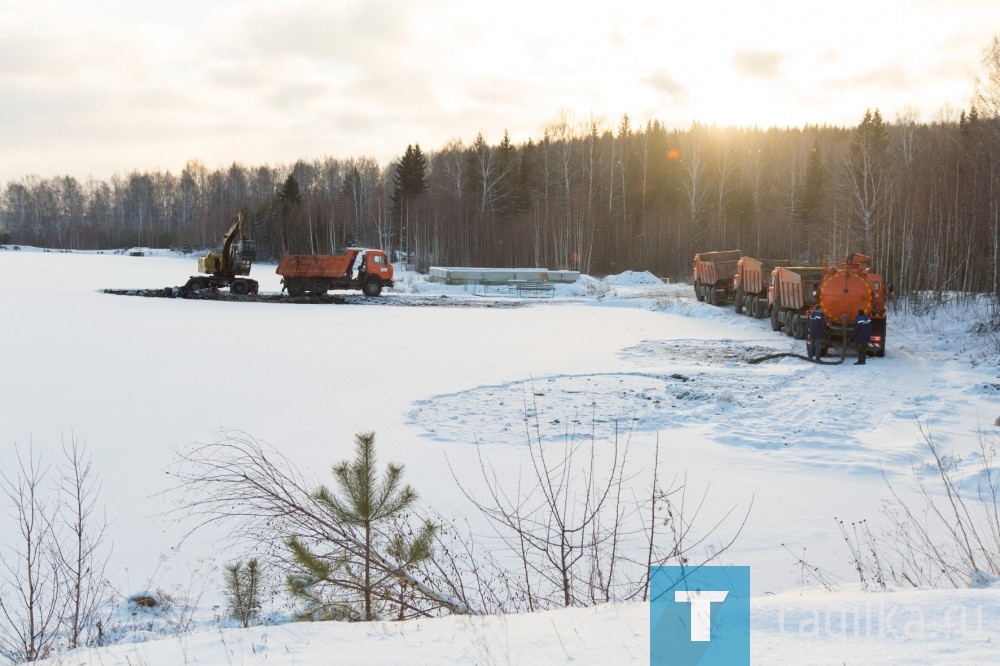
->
xmin=276 ymin=248 xmax=394 ymax=297
xmin=692 ymin=250 xmax=741 ymax=305
xmin=767 ymin=265 xmax=824 ymax=339
xmin=733 ymin=257 xmax=791 ymax=318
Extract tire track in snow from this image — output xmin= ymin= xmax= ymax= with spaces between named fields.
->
xmin=407 ymin=328 xmax=993 ymax=477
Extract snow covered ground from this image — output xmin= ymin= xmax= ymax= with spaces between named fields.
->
xmin=1 ymin=247 xmax=998 ymax=664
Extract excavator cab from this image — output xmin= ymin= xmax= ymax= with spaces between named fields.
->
xmin=233 ymin=238 xmax=256 ymax=275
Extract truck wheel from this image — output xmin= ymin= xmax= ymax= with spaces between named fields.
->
xmin=230 ymin=279 xmax=250 ymax=296
xmin=875 ymin=347 xmax=885 ymax=358
xmin=784 ymin=312 xmax=795 ymax=336
xmin=286 ymin=280 xmax=305 ymax=298
xmin=734 ymin=289 xmax=744 ymax=314
xmin=362 ymin=275 xmax=383 ymax=297
xmin=793 ymin=318 xmax=806 ymax=340
xmin=770 ymin=308 xmax=781 ymax=331
xmin=695 ymin=285 xmax=705 ymax=302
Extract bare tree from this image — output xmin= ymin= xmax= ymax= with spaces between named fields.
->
xmin=974 ymin=35 xmax=1000 ymax=121
xmin=974 ymin=36 xmax=1000 ymax=297
xmin=53 ymin=437 xmax=110 ymax=649
xmin=453 ymin=396 xmax=750 ymax=610
xmin=843 ymin=109 xmax=888 ymax=254
xmin=0 ymin=447 xmax=64 ymax=663
xmin=680 ymin=127 xmax=710 ymax=251
xmin=880 ymin=424 xmax=1000 ymax=587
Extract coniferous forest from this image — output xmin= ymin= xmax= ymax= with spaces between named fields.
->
xmin=4 ymin=38 xmax=1000 ymax=297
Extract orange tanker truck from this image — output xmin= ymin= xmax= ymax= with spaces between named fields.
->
xmin=692 ymin=250 xmax=741 ymax=305
xmin=276 ymin=248 xmax=394 ymax=297
xmin=767 ymin=253 xmax=888 ymax=358
xmin=816 ymin=253 xmax=888 ymax=358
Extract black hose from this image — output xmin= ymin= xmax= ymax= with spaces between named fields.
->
xmin=746 ymin=352 xmax=844 ymax=365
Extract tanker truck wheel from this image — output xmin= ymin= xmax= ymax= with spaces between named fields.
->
xmin=362 ymin=275 xmax=383 ymax=297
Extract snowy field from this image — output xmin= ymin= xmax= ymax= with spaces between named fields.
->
xmin=1 ymin=247 xmax=999 ymax=664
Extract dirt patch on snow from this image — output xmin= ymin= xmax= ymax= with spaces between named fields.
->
xmin=101 ymin=288 xmax=524 ymax=308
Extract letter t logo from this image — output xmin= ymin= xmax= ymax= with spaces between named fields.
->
xmin=675 ymin=590 xmax=729 ymax=641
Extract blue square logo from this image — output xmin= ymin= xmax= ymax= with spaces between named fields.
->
xmin=650 ymin=566 xmax=750 ymax=666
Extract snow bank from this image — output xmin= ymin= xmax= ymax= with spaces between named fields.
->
xmin=603 ymin=269 xmax=665 ymax=286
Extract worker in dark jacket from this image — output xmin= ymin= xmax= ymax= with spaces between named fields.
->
xmin=851 ymin=309 xmax=872 ymax=365
xmin=806 ymin=307 xmax=826 ymax=360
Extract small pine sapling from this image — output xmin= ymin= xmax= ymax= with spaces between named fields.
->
xmin=223 ymin=558 xmax=261 ymax=628
xmin=286 ymin=431 xmax=436 ymax=621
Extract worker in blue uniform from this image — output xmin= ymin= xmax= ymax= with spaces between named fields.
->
xmin=851 ymin=310 xmax=872 ymax=365
xmin=806 ymin=306 xmax=826 ymax=361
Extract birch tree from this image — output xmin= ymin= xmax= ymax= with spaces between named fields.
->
xmin=844 ymin=109 xmax=888 ymax=254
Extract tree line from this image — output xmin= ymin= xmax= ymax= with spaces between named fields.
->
xmin=4 ymin=41 xmax=1000 ymax=296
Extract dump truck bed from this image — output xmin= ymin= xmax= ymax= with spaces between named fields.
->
xmin=693 ymin=250 xmax=741 ymax=285
xmin=276 ymin=252 xmax=357 ymax=279
xmin=771 ymin=266 xmax=823 ymax=310
xmin=736 ymin=257 xmax=791 ymax=294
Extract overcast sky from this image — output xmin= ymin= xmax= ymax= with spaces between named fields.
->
xmin=1 ymin=0 xmax=996 ymax=183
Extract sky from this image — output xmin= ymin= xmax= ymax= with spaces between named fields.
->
xmin=1 ymin=0 xmax=996 ymax=183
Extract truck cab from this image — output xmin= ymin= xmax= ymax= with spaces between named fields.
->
xmin=357 ymin=249 xmax=393 ymax=284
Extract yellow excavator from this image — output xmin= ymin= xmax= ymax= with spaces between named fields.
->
xmin=184 ymin=209 xmax=259 ymax=295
